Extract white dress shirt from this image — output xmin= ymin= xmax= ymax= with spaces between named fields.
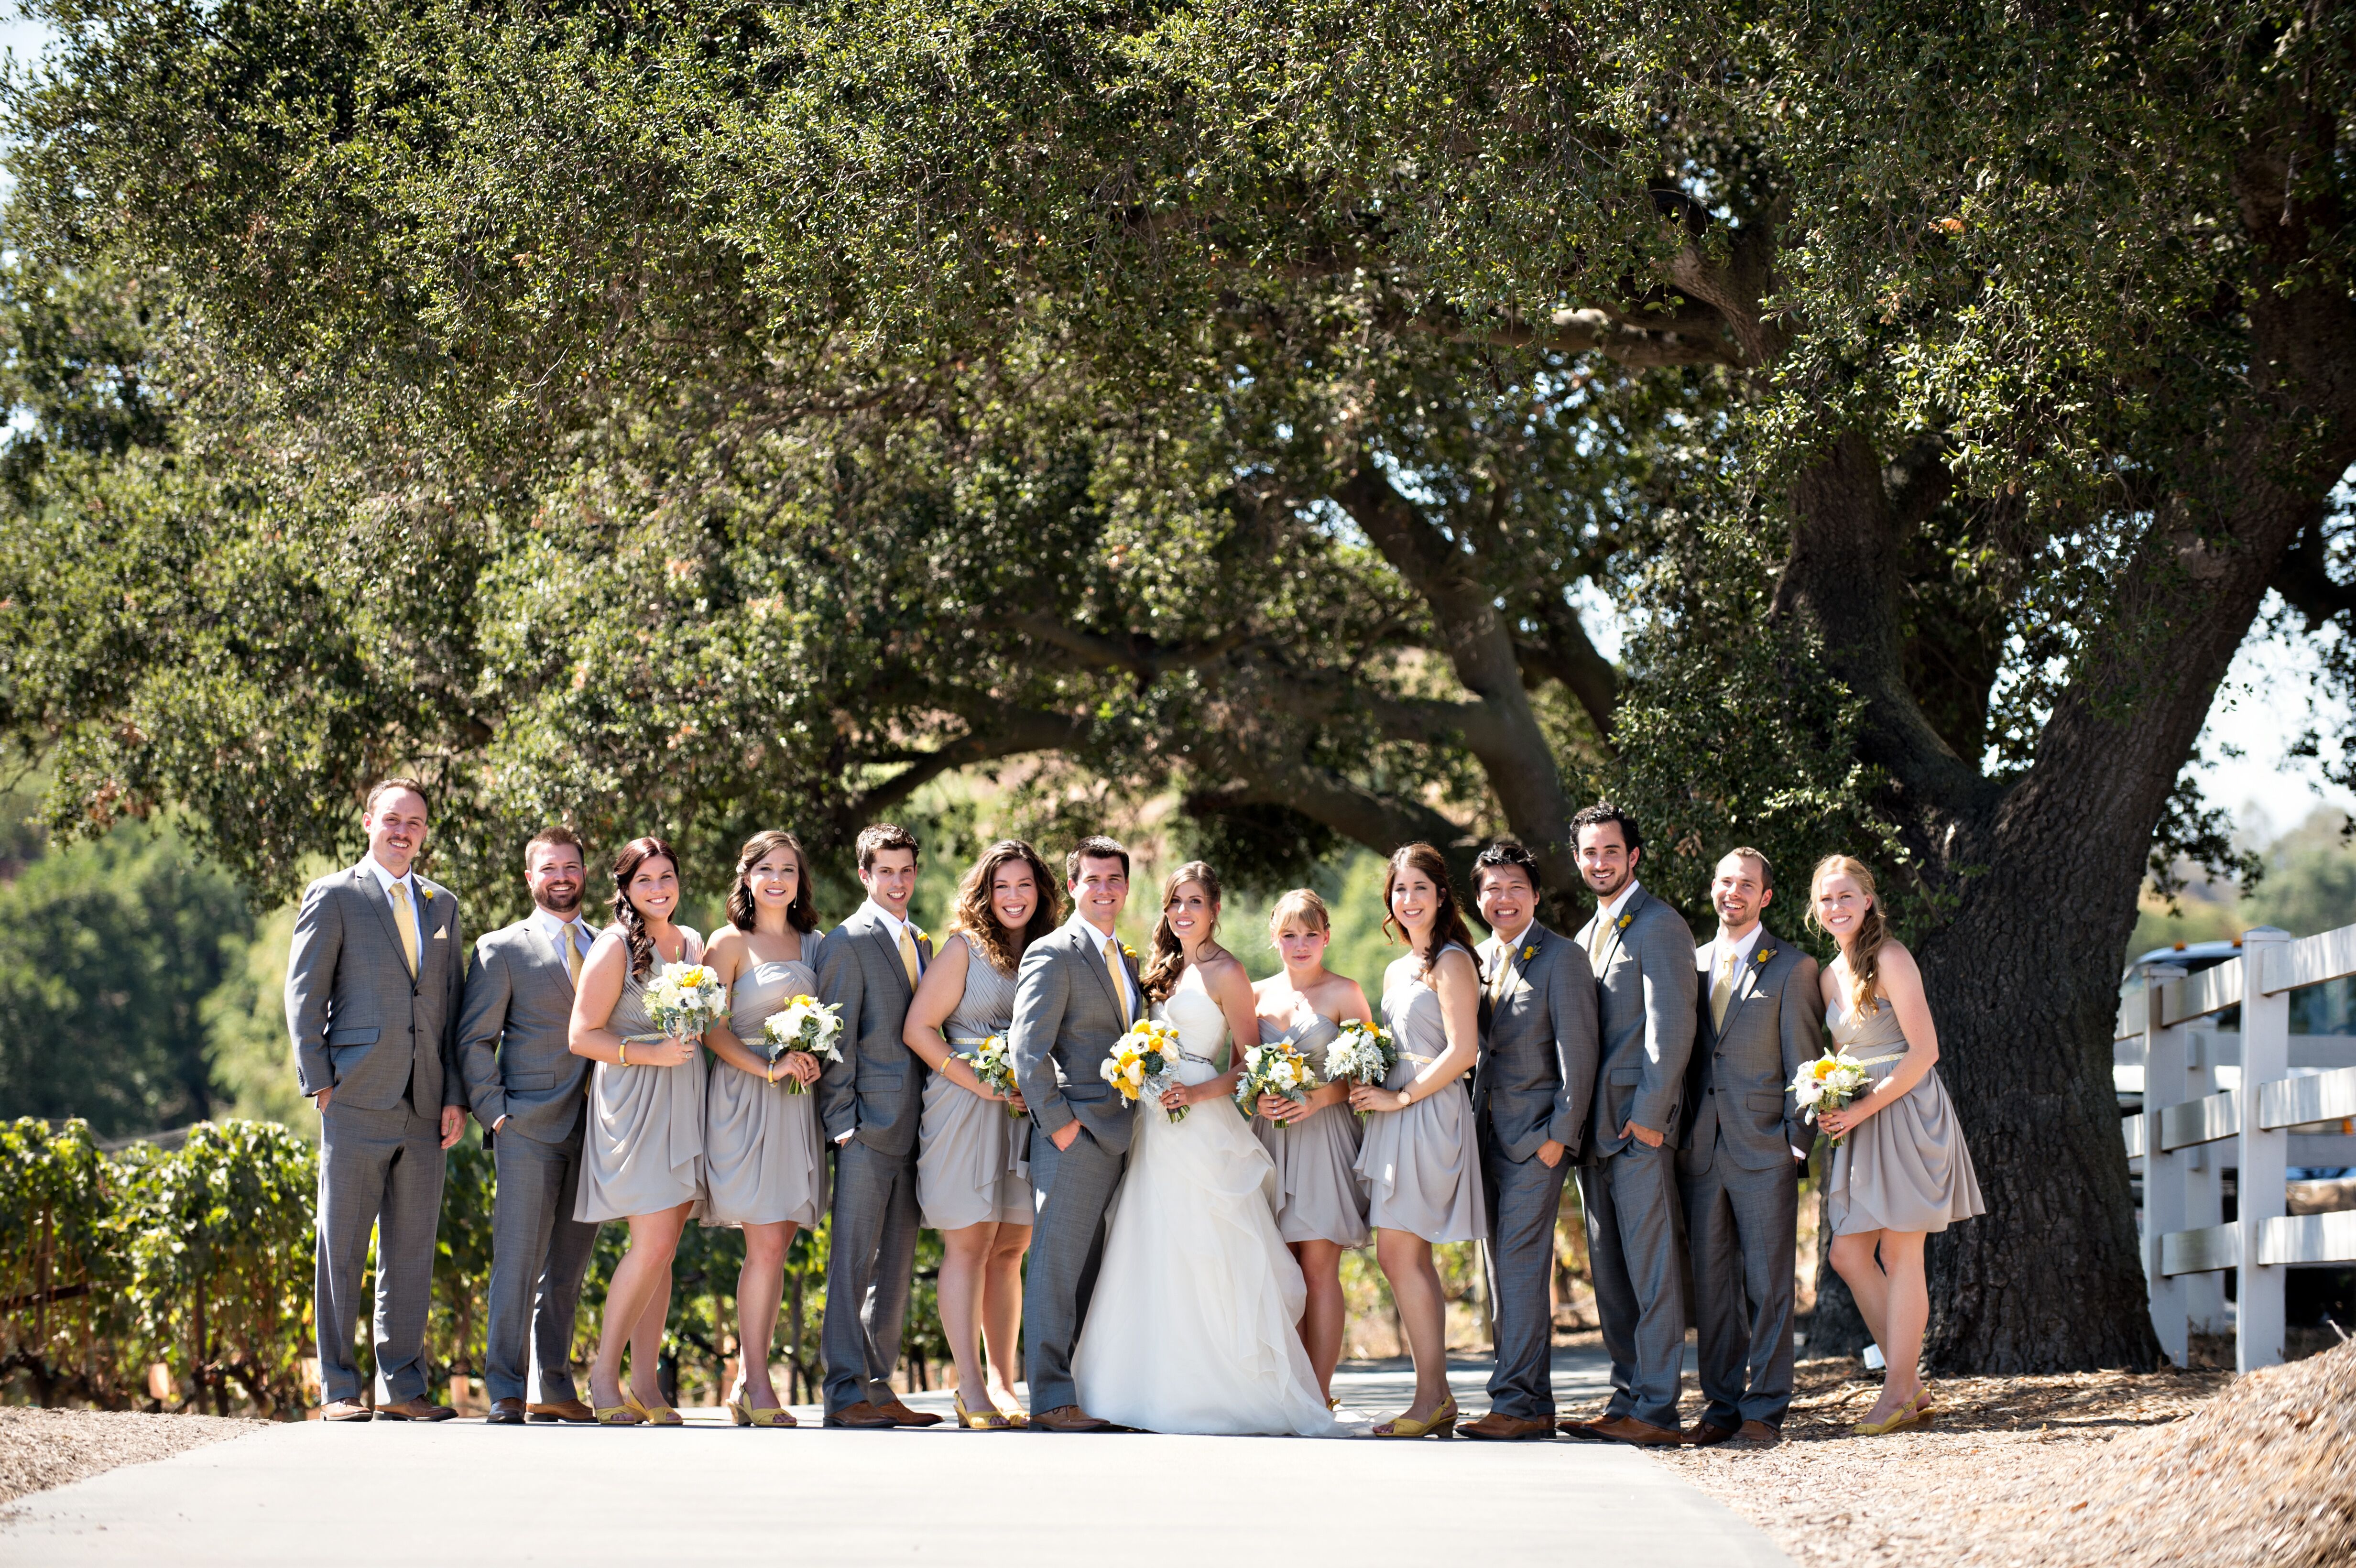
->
xmin=361 ymin=852 xmax=422 ymax=908
xmin=530 ymin=905 xmax=597 ymax=971
xmin=1593 ymin=879 xmax=1642 ymax=932
xmin=859 ymin=899 xmax=926 ymax=975
xmin=1702 ymin=920 xmax=1765 ymax=979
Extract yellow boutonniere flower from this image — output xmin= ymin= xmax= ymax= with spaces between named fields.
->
xmin=419 ymin=886 xmax=435 ymax=903
xmin=1756 ymin=948 xmax=1776 ymax=964
xmin=1520 ymin=944 xmax=1538 ymax=961
xmin=913 ymin=926 xmax=930 ymax=944
xmin=1614 ymin=912 xmax=1634 ymax=932
xmin=1121 ymin=943 xmax=1138 ymax=959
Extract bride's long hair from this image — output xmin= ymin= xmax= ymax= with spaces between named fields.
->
xmin=1140 ymin=860 xmax=1226 ymax=1004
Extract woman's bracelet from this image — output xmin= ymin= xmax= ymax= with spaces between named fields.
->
xmin=619 ymin=1040 xmax=629 ymax=1067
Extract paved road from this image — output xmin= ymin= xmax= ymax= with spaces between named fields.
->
xmin=0 ymin=1349 xmax=1786 ymax=1566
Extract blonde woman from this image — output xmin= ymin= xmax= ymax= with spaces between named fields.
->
xmin=1249 ymin=889 xmax=1374 ymax=1404
xmin=1809 ymin=855 xmax=1985 ymax=1437
xmin=903 ymin=839 xmax=1063 ymax=1429
xmin=700 ymin=830 xmax=829 ymax=1427
xmin=1350 ymin=843 xmax=1486 ymax=1439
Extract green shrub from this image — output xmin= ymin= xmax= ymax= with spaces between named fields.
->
xmin=0 ymin=1117 xmax=134 ymax=1406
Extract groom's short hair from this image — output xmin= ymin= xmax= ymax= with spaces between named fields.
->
xmin=1066 ymin=836 xmax=1130 ymax=882
xmin=856 ymin=822 xmax=921 ymax=872
xmin=1473 ymin=838 xmax=1543 ymax=893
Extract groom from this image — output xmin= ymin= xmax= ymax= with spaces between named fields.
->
xmin=1011 ymin=835 xmax=1142 ymax=1434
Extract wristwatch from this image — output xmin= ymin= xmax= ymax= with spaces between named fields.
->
xmin=1397 ymin=1088 xmax=1413 ymax=1111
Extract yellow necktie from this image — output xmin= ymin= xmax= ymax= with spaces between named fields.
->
xmin=564 ymin=923 xmax=583 ymax=986
xmin=1487 ymin=942 xmax=1511 ymax=1002
xmin=898 ymin=925 xmax=922 ymax=990
xmin=1589 ymin=916 xmax=1608 ymax=967
xmin=1103 ymin=938 xmax=1131 ymax=1027
xmin=1710 ymin=950 xmax=1736 ymax=1032
xmin=390 ymin=882 xmax=419 ymax=978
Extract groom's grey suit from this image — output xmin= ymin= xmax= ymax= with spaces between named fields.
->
xmin=1474 ymin=923 xmax=1598 ymax=1420
xmin=456 ymin=915 xmax=601 ymax=1407
xmin=1678 ymin=926 xmax=1816 ymax=1432
xmin=817 ymin=910 xmax=931 ymax=1414
xmin=1012 ymin=917 xmax=1141 ymax=1415
xmin=1573 ymin=883 xmax=1696 ymax=1431
xmin=286 ymin=860 xmax=467 ymax=1406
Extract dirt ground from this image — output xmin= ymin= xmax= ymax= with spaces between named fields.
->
xmin=0 ymin=1406 xmax=258 ymax=1508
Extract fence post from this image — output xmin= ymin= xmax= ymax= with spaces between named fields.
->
xmin=2140 ymin=963 xmax=2188 ymax=1365
xmin=2185 ymin=1024 xmax=2229 ymax=1337
xmin=2236 ymin=927 xmax=2291 ymax=1373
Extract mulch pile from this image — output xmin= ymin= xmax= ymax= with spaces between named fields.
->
xmin=0 ymin=1406 xmax=258 ymax=1508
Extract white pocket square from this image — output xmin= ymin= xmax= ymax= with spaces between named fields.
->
xmin=434 ymin=927 xmax=447 ymax=939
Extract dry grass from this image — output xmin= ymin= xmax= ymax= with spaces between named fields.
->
xmin=1655 ymin=1339 xmax=2356 ymax=1567
xmin=0 ymin=1407 xmax=259 ymax=1508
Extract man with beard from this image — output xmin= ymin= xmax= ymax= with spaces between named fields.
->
xmin=457 ymin=826 xmax=605 ymax=1424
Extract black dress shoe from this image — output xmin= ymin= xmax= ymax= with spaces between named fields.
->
xmin=487 ymin=1398 xmax=526 ymax=1425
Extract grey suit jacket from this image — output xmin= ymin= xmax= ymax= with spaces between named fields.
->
xmin=1474 ymin=923 xmax=1600 ymax=1162
xmin=1009 ymin=920 xmax=1142 ymax=1156
xmin=1680 ymin=929 xmax=1819 ymax=1174
xmin=816 ymin=914 xmax=929 ymax=1155
xmin=457 ymin=918 xmax=598 ymax=1146
xmin=286 ymin=860 xmax=467 ymax=1113
xmin=1575 ymin=884 xmax=1697 ymax=1159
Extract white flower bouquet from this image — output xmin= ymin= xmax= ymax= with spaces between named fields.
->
xmin=1102 ymin=1019 xmax=1189 ymax=1123
xmin=1325 ymin=1020 xmax=1397 ymax=1120
xmin=760 ymin=994 xmax=844 ymax=1095
xmin=643 ymin=961 xmax=728 ymax=1042
xmin=1790 ymin=1051 xmax=1874 ymax=1143
xmin=965 ymin=1034 xmax=1025 ymax=1119
xmin=1234 ymin=1039 xmax=1320 ymax=1121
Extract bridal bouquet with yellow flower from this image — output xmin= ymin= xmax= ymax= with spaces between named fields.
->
xmin=1233 ymin=1038 xmax=1320 ymax=1121
xmin=1789 ymin=1051 xmax=1873 ymax=1143
xmin=643 ymin=961 xmax=729 ymax=1041
xmin=1325 ymin=1020 xmax=1397 ymax=1121
xmin=1103 ymin=1019 xmax=1189 ymax=1122
xmin=760 ymin=995 xmax=844 ymax=1094
xmin=966 ymin=1034 xmax=1025 ymax=1119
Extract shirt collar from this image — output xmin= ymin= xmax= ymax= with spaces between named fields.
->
xmin=1713 ymin=922 xmax=1765 ymax=967
xmin=1068 ymin=910 xmax=1122 ymax=950
xmin=1489 ymin=918 xmax=1535 ymax=955
xmin=530 ymin=905 xmax=591 ymax=951
xmin=361 ymin=855 xmax=418 ymax=902
xmin=860 ymin=899 xmax=916 ymax=944
xmin=1595 ymin=880 xmax=1642 ymax=928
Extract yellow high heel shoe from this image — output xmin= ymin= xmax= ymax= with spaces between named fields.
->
xmin=1852 ymin=1389 xmax=1931 ymax=1437
xmin=731 ymin=1391 xmax=796 ymax=1428
xmin=955 ymin=1392 xmax=1012 ymax=1431
xmin=593 ymin=1403 xmax=643 ymax=1426
xmin=1372 ymin=1393 xmax=1457 ymax=1438
xmin=623 ymin=1391 xmax=683 ymax=1427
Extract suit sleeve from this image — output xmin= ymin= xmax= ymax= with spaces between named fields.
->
xmin=1548 ymin=942 xmax=1599 ymax=1154
xmin=815 ymin=930 xmax=863 ymax=1141
xmin=441 ymin=900 xmax=469 ymax=1110
xmin=457 ymin=937 xmax=512 ymax=1128
xmin=1631 ymin=911 xmax=1698 ymax=1135
xmin=1010 ymin=943 xmax=1076 ymax=1137
xmin=284 ymin=880 xmax=343 ymax=1098
xmin=1779 ymin=956 xmax=1824 ymax=1157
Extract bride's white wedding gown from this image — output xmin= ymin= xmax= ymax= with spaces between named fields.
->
xmin=1071 ymin=969 xmax=1340 ymax=1436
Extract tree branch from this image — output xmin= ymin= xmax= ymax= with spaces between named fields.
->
xmin=2270 ymin=518 xmax=2356 ymax=629
xmin=836 ymin=709 xmax=1091 ymax=830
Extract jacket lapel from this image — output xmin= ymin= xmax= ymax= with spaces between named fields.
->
xmin=864 ymin=915 xmax=914 ymax=1000
xmin=1719 ymin=936 xmax=1779 ymax=1040
xmin=1077 ymin=924 xmax=1127 ymax=1020
xmin=1595 ymin=887 xmax=1644 ymax=975
xmin=354 ymin=863 xmax=415 ymax=987
xmin=535 ymin=921 xmax=576 ymax=989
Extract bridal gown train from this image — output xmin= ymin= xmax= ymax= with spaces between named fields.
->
xmin=1071 ymin=969 xmax=1340 ymax=1436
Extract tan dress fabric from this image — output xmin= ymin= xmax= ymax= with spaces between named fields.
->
xmin=1824 ymin=993 xmax=1986 ymax=1235
xmin=577 ymin=951 xmax=708 ymax=1223
xmin=1355 ymin=945 xmax=1486 ymax=1243
xmin=1250 ymin=1012 xmax=1370 ymax=1247
xmin=701 ymin=946 xmax=829 ymax=1229
xmin=917 ymin=932 xmax=1032 ymax=1230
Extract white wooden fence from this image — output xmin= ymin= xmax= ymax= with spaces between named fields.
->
xmin=2118 ymin=924 xmax=2356 ymax=1371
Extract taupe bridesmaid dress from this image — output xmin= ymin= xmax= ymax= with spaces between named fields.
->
xmin=1823 ymin=993 xmax=1985 ymax=1234
xmin=1354 ymin=944 xmax=1486 ymax=1243
xmin=916 ymin=932 xmax=1032 ymax=1230
xmin=1250 ymin=1011 xmax=1371 ymax=1247
xmin=701 ymin=940 xmax=829 ymax=1229
xmin=577 ymin=941 xmax=708 ymax=1223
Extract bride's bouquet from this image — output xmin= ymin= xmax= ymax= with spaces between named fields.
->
xmin=759 ymin=994 xmax=844 ymax=1095
xmin=1790 ymin=1051 xmax=1873 ymax=1144
xmin=965 ymin=1034 xmax=1025 ymax=1119
xmin=1102 ymin=1019 xmax=1189 ymax=1123
xmin=1233 ymin=1039 xmax=1319 ymax=1122
xmin=643 ymin=961 xmax=729 ymax=1042
xmin=1325 ymin=1019 xmax=1397 ymax=1121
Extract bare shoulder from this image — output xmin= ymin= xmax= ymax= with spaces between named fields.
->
xmin=1431 ymin=944 xmax=1480 ymax=984
xmin=704 ymin=925 xmax=750 ymax=971
xmin=1196 ymin=946 xmax=1251 ymax=992
xmin=1876 ymin=939 xmax=1924 ymax=991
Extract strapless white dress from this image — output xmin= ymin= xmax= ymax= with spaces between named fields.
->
xmin=1071 ymin=969 xmax=1338 ymax=1436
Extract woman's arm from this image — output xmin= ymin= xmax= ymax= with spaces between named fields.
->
xmin=1422 ymin=947 xmax=1482 ymax=1090
xmin=903 ymin=936 xmax=1007 ymax=1102
xmin=1819 ymin=943 xmax=1938 ymax=1136
xmin=569 ymin=935 xmax=693 ymax=1066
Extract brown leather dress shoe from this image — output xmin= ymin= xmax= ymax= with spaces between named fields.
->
xmin=375 ymin=1398 xmax=458 ymax=1422
xmin=824 ymin=1400 xmax=899 ymax=1429
xmin=318 ymin=1398 xmax=373 ymax=1422
xmin=1460 ymin=1411 xmax=1556 ymax=1441
xmin=1030 ymin=1405 xmax=1113 ymax=1434
xmin=1590 ymin=1415 xmax=1682 ymax=1447
xmin=527 ymin=1399 xmax=598 ymax=1424
xmin=1729 ymin=1419 xmax=1783 ymax=1446
xmin=876 ymin=1397 xmax=944 ymax=1428
xmin=486 ymin=1397 xmax=525 ymax=1425
xmin=1556 ymin=1413 xmax=1611 ymax=1440
xmin=1681 ymin=1421 xmax=1736 ymax=1447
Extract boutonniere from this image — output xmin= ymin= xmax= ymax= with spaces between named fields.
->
xmin=912 ymin=926 xmax=930 ymax=945
xmin=1120 ymin=943 xmax=1138 ymax=959
xmin=1519 ymin=943 xmax=1538 ymax=962
xmin=1754 ymin=947 xmax=1776 ymax=965
xmin=418 ymin=886 xmax=436 ymax=903
xmin=1613 ymin=912 xmax=1634 ymax=933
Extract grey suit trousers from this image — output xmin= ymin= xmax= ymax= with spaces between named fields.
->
xmin=821 ymin=1139 xmax=922 ymax=1412
xmin=1682 ymin=1157 xmax=1798 ymax=1429
xmin=485 ymin=1125 xmax=600 ymax=1405
xmin=1578 ymin=1140 xmax=1685 ymax=1429
xmin=1021 ymin=1128 xmax=1126 ymax=1414
xmin=1480 ymin=1127 xmax=1571 ymax=1418
xmin=315 ymin=1099 xmax=445 ymax=1405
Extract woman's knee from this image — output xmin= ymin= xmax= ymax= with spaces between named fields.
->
xmin=1827 ymin=1232 xmax=1877 ymax=1275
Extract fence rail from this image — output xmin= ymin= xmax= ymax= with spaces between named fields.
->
xmin=2118 ymin=924 xmax=2356 ymax=1371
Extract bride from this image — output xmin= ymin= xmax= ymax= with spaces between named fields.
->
xmin=1071 ymin=861 xmax=1339 ymax=1437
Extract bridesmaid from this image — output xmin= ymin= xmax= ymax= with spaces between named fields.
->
xmin=1809 ymin=855 xmax=1984 ymax=1437
xmin=570 ymin=836 xmax=708 ymax=1426
xmin=1350 ymin=842 xmax=1486 ymax=1439
xmin=1249 ymin=888 xmax=1374 ymax=1405
xmin=903 ymin=839 xmax=1063 ymax=1429
xmin=700 ymin=829 xmax=829 ymax=1428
